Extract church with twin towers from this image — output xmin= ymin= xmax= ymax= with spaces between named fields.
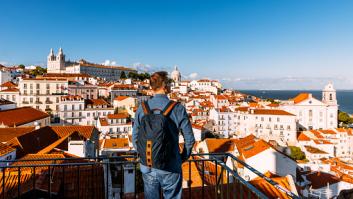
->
xmin=47 ymin=48 xmax=136 ymax=81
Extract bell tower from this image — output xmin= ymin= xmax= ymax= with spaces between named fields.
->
xmin=47 ymin=48 xmax=66 ymax=73
xmin=322 ymin=82 xmax=337 ymax=106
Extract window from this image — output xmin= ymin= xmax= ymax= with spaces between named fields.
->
xmin=329 ymin=93 xmax=333 ymax=100
xmin=24 ymin=84 xmax=27 ymax=89
xmin=36 ymin=83 xmax=40 ymax=89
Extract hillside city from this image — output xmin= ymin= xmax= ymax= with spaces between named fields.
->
xmin=0 ymin=48 xmax=352 ymax=199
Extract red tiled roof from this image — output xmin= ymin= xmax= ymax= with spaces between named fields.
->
xmin=114 ymin=96 xmax=130 ymax=101
xmin=100 ymin=138 xmax=129 ymax=149
xmin=85 ymin=99 xmax=109 ymax=106
xmin=0 ymin=81 xmax=17 ymax=88
xmin=204 ymin=138 xmax=237 ymax=153
xmin=292 ymin=93 xmax=310 ymax=104
xmin=304 ymin=146 xmax=328 ymax=154
xmin=0 ymin=87 xmax=19 ymax=92
xmin=51 ymin=126 xmax=97 ymax=139
xmin=250 ymin=173 xmax=295 ymax=199
xmin=305 ymin=171 xmax=340 ymax=189
xmin=0 ymin=107 xmax=49 ymax=127
xmin=0 ymin=142 xmax=15 ymax=156
xmin=107 ymin=113 xmax=129 ymax=119
xmin=297 ymin=133 xmax=311 ymax=141
xmin=239 ymin=140 xmax=271 ymax=159
xmin=0 ymin=127 xmax=35 ymax=142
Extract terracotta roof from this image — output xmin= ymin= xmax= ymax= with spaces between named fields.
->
xmin=107 ymin=113 xmax=129 ymax=119
xmin=114 ymin=96 xmax=130 ymax=101
xmin=297 ymin=133 xmax=311 ymax=141
xmin=0 ymin=107 xmax=49 ymax=127
xmin=0 ymin=142 xmax=16 ymax=156
xmin=313 ymin=139 xmax=333 ymax=145
xmin=239 ymin=140 xmax=271 ymax=159
xmin=0 ymin=81 xmax=17 ymax=88
xmin=319 ymin=129 xmax=336 ymax=135
xmin=292 ymin=93 xmax=310 ymax=104
xmin=43 ymin=73 xmax=92 ymax=78
xmin=305 ymin=171 xmax=340 ymax=189
xmin=250 ymin=173 xmax=295 ymax=199
xmin=310 ymin=130 xmax=325 ymax=139
xmin=11 ymin=153 xmax=65 ymax=167
xmin=99 ymin=118 xmax=109 ymax=126
xmin=0 ymin=87 xmax=19 ymax=92
xmin=252 ymin=109 xmax=295 ymax=116
xmin=215 ymin=95 xmax=227 ymax=100
xmin=204 ymin=138 xmax=237 ymax=153
xmin=85 ymin=99 xmax=109 ymax=106
xmin=304 ymin=146 xmax=328 ymax=154
xmin=100 ymin=138 xmax=129 ymax=149
xmin=51 ymin=126 xmax=97 ymax=140
xmin=182 ymin=161 xmax=204 ymax=187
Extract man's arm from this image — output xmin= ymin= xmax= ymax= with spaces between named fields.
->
xmin=132 ymin=105 xmax=143 ymax=150
xmin=177 ymin=104 xmax=195 ymax=162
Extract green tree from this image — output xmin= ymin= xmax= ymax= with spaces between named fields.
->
xmin=289 ymin=146 xmax=306 ymax=160
xmin=120 ymin=71 xmax=127 ymax=79
xmin=338 ymin=110 xmax=352 ymax=124
xmin=18 ymin=64 xmax=25 ymax=69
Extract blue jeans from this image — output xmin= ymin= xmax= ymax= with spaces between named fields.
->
xmin=141 ymin=165 xmax=182 ymax=199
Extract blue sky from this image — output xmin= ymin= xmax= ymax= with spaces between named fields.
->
xmin=1 ymin=0 xmax=353 ymax=89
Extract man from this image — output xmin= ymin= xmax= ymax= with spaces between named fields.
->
xmin=132 ymin=71 xmax=195 ymax=199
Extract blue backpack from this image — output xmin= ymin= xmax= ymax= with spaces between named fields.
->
xmin=137 ymin=100 xmax=179 ymax=170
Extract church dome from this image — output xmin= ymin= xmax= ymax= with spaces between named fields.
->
xmin=171 ymin=66 xmax=181 ymax=82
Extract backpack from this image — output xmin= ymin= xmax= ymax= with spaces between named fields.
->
xmin=137 ymin=100 xmax=179 ymax=170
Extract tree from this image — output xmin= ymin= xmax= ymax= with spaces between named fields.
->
xmin=289 ymin=146 xmax=306 ymax=160
xmin=120 ymin=71 xmax=127 ymax=79
xmin=338 ymin=110 xmax=353 ymax=124
xmin=18 ymin=64 xmax=25 ymax=69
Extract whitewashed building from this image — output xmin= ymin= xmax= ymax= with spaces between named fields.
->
xmin=280 ymin=83 xmax=338 ymax=130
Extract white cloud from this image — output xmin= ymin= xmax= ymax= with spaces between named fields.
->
xmin=132 ymin=62 xmax=152 ymax=72
xmin=102 ymin=60 xmax=117 ymax=66
xmin=188 ymin=72 xmax=198 ymax=79
xmin=0 ymin=61 xmax=8 ymax=66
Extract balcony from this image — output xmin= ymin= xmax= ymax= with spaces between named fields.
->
xmin=0 ymin=153 xmax=300 ymax=199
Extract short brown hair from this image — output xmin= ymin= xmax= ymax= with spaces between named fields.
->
xmin=150 ymin=71 xmax=169 ymax=91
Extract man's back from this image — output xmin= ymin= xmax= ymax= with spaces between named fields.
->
xmin=132 ymin=94 xmax=195 ymax=173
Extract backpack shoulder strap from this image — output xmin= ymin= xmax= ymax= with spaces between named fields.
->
xmin=141 ymin=101 xmax=151 ymax=115
xmin=162 ymin=100 xmax=179 ymax=116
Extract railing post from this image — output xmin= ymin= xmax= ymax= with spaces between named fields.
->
xmin=18 ymin=167 xmax=21 ymax=199
xmin=202 ymin=160 xmax=205 ymax=199
xmin=62 ymin=166 xmax=65 ymax=198
xmin=33 ymin=166 xmax=36 ymax=198
xmin=77 ymin=165 xmax=80 ymax=199
xmin=48 ymin=165 xmax=51 ymax=199
xmin=227 ymin=170 xmax=229 ymax=199
xmin=91 ymin=164 xmax=95 ymax=199
xmin=215 ymin=160 xmax=218 ymax=199
xmin=2 ymin=168 xmax=5 ymax=199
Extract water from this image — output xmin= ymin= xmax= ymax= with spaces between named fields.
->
xmin=239 ymin=90 xmax=353 ymax=114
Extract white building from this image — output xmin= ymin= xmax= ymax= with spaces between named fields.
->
xmin=18 ymin=77 xmax=68 ymax=122
xmin=97 ymin=113 xmax=132 ymax=139
xmin=189 ymin=79 xmax=220 ymax=94
xmin=234 ymin=107 xmax=297 ymax=145
xmin=47 ymin=48 xmax=136 ymax=81
xmin=171 ymin=66 xmax=181 ymax=83
xmin=280 ymin=83 xmax=338 ymax=130
xmin=59 ymin=97 xmax=114 ymax=126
